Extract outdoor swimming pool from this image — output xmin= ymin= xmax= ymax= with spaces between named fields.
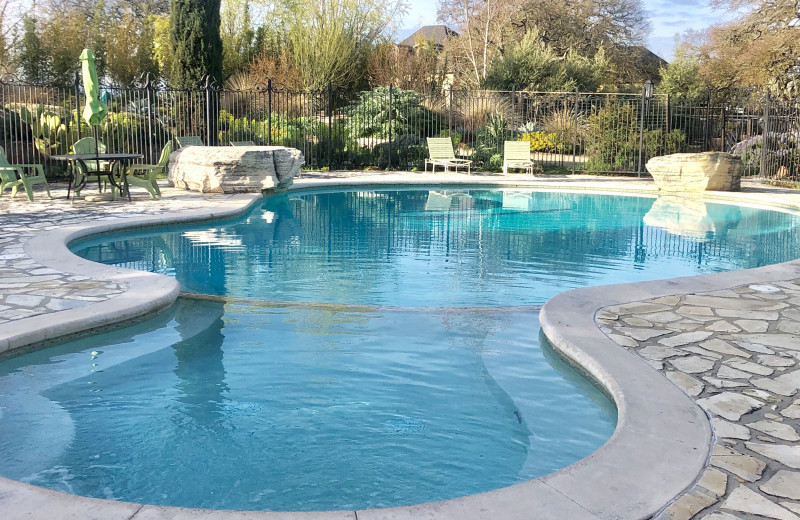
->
xmin=1 ymin=187 xmax=799 ymax=512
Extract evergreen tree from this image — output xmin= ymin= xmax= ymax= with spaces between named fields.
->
xmin=169 ymin=0 xmax=222 ymax=87
xmin=658 ymin=46 xmax=706 ymax=102
xmin=90 ymin=0 xmax=108 ymax=79
xmin=18 ymin=15 xmax=48 ymax=82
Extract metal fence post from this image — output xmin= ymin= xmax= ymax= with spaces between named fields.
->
xmin=666 ymin=94 xmax=671 ymax=133
xmin=388 ymin=84 xmax=393 ymax=169
xmin=637 ymin=84 xmax=647 ymax=177
xmin=721 ymin=102 xmax=727 ymax=152
xmin=448 ymin=86 xmax=453 ymax=135
xmin=511 ymin=85 xmax=516 ymax=139
xmin=760 ymin=90 xmax=770 ymax=179
xmin=267 ymin=79 xmax=272 ymax=146
xmin=204 ymin=76 xmax=211 ymax=145
xmin=572 ymin=88 xmax=579 ymax=174
xmin=144 ymin=72 xmax=154 ymax=162
xmin=704 ymin=90 xmax=712 ymax=151
xmin=74 ymin=71 xmax=82 ymax=140
xmin=204 ymin=76 xmax=218 ymax=146
xmin=327 ymin=82 xmax=332 ymax=168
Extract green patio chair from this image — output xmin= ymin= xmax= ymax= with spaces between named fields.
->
xmin=125 ymin=141 xmax=172 ymax=199
xmin=503 ymin=141 xmax=535 ymax=175
xmin=176 ymin=136 xmax=204 ymax=147
xmin=425 ymin=137 xmax=472 ymax=174
xmin=230 ymin=141 xmax=256 ymax=146
xmin=0 ymin=146 xmax=51 ymax=201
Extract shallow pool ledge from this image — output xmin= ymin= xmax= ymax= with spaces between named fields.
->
xmin=0 ymin=193 xmax=263 ymax=354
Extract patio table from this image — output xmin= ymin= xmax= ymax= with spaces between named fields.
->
xmin=51 ymin=153 xmax=143 ymax=201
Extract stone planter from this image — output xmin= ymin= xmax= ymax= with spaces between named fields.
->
xmin=169 ymin=146 xmax=304 ymax=194
xmin=645 ymin=152 xmax=743 ymax=192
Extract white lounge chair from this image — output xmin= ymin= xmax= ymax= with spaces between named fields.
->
xmin=425 ymin=137 xmax=472 ymax=174
xmin=503 ymin=141 xmax=535 ymax=175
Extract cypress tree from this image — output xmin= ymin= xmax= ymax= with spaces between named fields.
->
xmin=169 ymin=0 xmax=222 ymax=88
xmin=18 ymin=16 xmax=47 ymax=83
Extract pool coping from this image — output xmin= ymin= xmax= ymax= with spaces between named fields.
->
xmin=1 ymin=177 xmax=799 ymax=519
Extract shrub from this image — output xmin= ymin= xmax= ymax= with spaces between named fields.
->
xmin=585 ymin=101 xmax=639 ymax=171
xmin=519 ymin=131 xmax=559 ymax=152
xmin=643 ymin=128 xmax=688 ymax=158
xmin=731 ymin=135 xmax=762 ymax=168
xmin=347 ymin=87 xmax=444 ymax=139
xmin=313 ymin=120 xmax=362 ymax=168
xmin=732 ymin=131 xmax=800 ymax=177
xmin=438 ymin=129 xmax=462 ymax=148
xmin=542 ymin=107 xmax=585 ymax=153
xmin=372 ymin=134 xmax=426 ymax=169
xmin=455 ymin=91 xmax=511 ymax=135
xmin=584 ymin=100 xmax=689 ymax=172
xmin=472 ymin=111 xmax=510 ymax=171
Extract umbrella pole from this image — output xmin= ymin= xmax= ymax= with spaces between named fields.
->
xmin=92 ymin=126 xmax=101 ymax=191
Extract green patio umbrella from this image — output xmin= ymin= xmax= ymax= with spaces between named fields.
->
xmin=79 ymin=48 xmax=107 ymax=155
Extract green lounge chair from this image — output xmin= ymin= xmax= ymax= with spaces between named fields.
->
xmin=503 ymin=141 xmax=535 ymax=175
xmin=0 ymin=146 xmax=51 ymax=201
xmin=425 ymin=137 xmax=472 ymax=174
xmin=176 ymin=136 xmax=204 ymax=147
xmin=125 ymin=141 xmax=172 ymax=199
xmin=230 ymin=141 xmax=255 ymax=146
xmin=71 ymin=137 xmax=119 ymax=199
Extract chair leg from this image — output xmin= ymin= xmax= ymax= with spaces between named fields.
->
xmin=21 ymin=179 xmax=35 ymax=201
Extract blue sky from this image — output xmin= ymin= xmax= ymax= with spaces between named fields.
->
xmin=399 ymin=0 xmax=729 ymax=61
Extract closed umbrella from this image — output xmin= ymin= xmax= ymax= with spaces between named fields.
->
xmin=79 ymin=48 xmax=107 ymax=157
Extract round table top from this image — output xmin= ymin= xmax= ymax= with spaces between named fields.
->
xmin=50 ymin=153 xmax=144 ymax=161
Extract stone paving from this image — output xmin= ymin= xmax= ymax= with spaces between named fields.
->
xmin=598 ymin=283 xmax=800 ymax=520
xmin=0 ymin=183 xmax=246 ymax=325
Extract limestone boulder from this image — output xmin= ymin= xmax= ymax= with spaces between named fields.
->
xmin=168 ymin=146 xmax=304 ymax=193
xmin=646 ymin=152 xmax=743 ymax=192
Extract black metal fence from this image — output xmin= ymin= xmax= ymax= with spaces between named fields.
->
xmin=1 ymin=75 xmax=798 ymax=181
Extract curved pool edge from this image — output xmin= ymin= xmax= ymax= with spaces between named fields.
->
xmin=0 ymin=193 xmax=264 ymax=354
xmin=2 ymin=179 xmax=800 ymax=519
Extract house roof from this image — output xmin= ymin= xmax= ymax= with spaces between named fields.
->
xmin=398 ymin=25 xmax=458 ymax=48
xmin=630 ymin=46 xmax=668 ymax=68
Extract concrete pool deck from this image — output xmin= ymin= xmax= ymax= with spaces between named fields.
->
xmin=0 ymin=172 xmax=799 ymax=519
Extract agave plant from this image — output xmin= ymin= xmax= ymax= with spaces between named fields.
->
xmin=517 ymin=121 xmax=541 ymax=134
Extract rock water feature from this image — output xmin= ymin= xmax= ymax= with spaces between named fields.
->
xmin=169 ymin=146 xmax=304 ymax=193
xmin=646 ymin=152 xmax=743 ymax=193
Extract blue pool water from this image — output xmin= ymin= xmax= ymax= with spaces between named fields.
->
xmin=74 ymin=188 xmax=800 ymax=306
xmin=1 ymin=188 xmax=799 ymax=511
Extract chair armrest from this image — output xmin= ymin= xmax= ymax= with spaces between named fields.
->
xmin=13 ymin=163 xmax=45 ymax=178
xmin=128 ymin=164 xmax=161 ymax=174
